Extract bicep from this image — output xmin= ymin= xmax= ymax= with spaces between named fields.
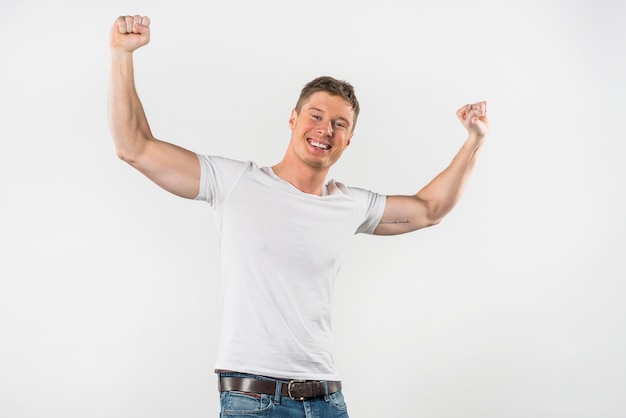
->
xmin=373 ymin=195 xmax=437 ymax=235
xmin=131 ymin=137 xmax=201 ymax=199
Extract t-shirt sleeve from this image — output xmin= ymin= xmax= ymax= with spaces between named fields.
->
xmin=194 ymin=154 xmax=248 ymax=208
xmin=351 ymin=187 xmax=387 ymax=235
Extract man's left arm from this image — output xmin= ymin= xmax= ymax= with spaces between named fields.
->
xmin=374 ymin=101 xmax=489 ymax=236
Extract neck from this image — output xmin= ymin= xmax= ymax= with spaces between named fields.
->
xmin=271 ymin=159 xmax=329 ymax=196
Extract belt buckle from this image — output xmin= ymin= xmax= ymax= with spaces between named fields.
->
xmin=287 ymin=379 xmax=308 ymax=401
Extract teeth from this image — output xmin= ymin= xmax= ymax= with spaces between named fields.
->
xmin=310 ymin=141 xmax=330 ymax=150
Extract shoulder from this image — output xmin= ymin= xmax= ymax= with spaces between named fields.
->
xmin=197 ymin=154 xmax=254 ymax=169
xmin=197 ymin=155 xmax=261 ymax=177
xmin=326 ymin=180 xmax=387 ymax=234
xmin=196 ymin=155 xmax=262 ymax=203
xmin=326 ymin=179 xmax=383 ymax=199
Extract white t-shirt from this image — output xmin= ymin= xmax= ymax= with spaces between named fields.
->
xmin=195 ymin=155 xmax=386 ymax=380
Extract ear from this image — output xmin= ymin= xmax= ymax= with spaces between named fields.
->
xmin=289 ymin=109 xmax=298 ymax=131
xmin=346 ymin=132 xmax=353 ymax=147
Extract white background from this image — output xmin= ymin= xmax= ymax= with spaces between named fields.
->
xmin=1 ymin=1 xmax=625 ymax=417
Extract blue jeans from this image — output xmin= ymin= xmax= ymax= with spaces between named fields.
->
xmin=218 ymin=372 xmax=349 ymax=418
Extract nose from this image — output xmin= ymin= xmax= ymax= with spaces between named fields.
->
xmin=317 ymin=121 xmax=333 ymax=137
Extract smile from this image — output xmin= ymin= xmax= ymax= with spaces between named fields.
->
xmin=308 ymin=139 xmax=331 ymax=150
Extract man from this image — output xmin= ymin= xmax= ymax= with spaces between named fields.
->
xmin=109 ymin=15 xmax=489 ymax=418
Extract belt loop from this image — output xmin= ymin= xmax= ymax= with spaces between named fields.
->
xmin=274 ymin=380 xmax=282 ymax=405
xmin=323 ymin=380 xmax=330 ymax=402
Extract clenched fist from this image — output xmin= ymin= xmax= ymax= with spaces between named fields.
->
xmin=110 ymin=15 xmax=151 ymax=53
xmin=456 ymin=101 xmax=489 ymax=139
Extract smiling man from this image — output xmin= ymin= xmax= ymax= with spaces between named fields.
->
xmin=273 ymin=83 xmax=358 ymax=195
xmin=108 ymin=15 xmax=489 ymax=418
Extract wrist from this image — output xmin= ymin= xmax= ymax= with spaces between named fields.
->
xmin=467 ymin=132 xmax=486 ymax=144
xmin=465 ymin=134 xmax=486 ymax=151
xmin=110 ymin=47 xmax=134 ymax=61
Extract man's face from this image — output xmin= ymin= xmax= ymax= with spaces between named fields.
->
xmin=288 ymin=91 xmax=355 ymax=171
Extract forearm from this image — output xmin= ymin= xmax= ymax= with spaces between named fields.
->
xmin=416 ymin=134 xmax=484 ymax=223
xmin=107 ymin=50 xmax=153 ymax=163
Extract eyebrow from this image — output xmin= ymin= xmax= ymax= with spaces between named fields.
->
xmin=308 ymin=107 xmax=351 ymax=127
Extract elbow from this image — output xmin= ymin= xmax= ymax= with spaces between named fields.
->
xmin=115 ymin=146 xmax=135 ymax=164
xmin=111 ymin=133 xmax=149 ymax=165
xmin=430 ymin=217 xmax=443 ymax=227
xmin=421 ymin=195 xmax=460 ymax=228
xmin=423 ymin=203 xmax=447 ymax=228
xmin=424 ymin=215 xmax=443 ymax=228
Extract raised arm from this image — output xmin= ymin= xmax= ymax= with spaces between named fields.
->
xmin=108 ymin=15 xmax=200 ymax=199
xmin=374 ymin=101 xmax=489 ymax=235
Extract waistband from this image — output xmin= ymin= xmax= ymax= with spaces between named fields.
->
xmin=218 ymin=372 xmax=341 ymax=401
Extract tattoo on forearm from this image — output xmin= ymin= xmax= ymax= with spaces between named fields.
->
xmin=379 ymin=219 xmax=410 ymax=225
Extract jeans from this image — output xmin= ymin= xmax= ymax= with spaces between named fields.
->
xmin=218 ymin=372 xmax=349 ymax=418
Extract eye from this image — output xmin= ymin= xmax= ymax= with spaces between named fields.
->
xmin=334 ymin=121 xmax=347 ymax=129
xmin=312 ymin=114 xmax=322 ymax=121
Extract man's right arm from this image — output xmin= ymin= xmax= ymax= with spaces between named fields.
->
xmin=108 ymin=15 xmax=200 ymax=199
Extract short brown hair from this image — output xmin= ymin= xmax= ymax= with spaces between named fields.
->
xmin=295 ymin=76 xmax=360 ymax=131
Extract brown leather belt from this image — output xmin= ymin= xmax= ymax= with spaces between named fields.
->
xmin=220 ymin=377 xmax=342 ymax=401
